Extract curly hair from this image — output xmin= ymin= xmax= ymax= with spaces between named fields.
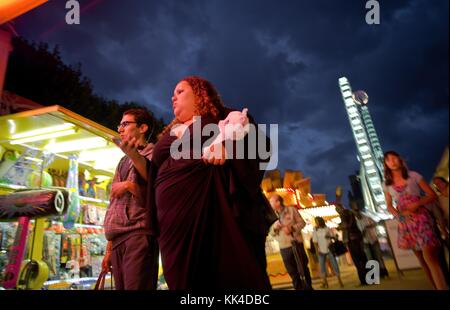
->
xmin=383 ymin=150 xmax=409 ymax=186
xmin=158 ymin=76 xmax=226 ymax=140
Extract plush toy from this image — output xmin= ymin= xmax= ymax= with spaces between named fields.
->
xmin=65 ymin=259 xmax=80 ymax=279
xmin=78 ymin=173 xmax=87 ymax=196
xmin=202 ymin=108 xmax=250 ymax=158
xmin=0 ymin=150 xmax=17 ymax=180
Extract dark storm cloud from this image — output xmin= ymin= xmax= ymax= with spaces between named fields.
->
xmin=11 ymin=0 xmax=449 ymax=202
xmin=305 ymin=139 xmax=359 ymax=196
xmin=14 ymin=0 xmax=215 ymax=116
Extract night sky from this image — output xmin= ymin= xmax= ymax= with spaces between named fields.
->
xmin=10 ymin=0 xmax=449 ymax=204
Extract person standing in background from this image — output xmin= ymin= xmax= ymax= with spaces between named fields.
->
xmin=352 ymin=206 xmax=389 ymax=278
xmin=383 ymin=151 xmax=447 ymax=290
xmin=431 ymin=176 xmax=449 ymax=284
xmin=312 ymin=217 xmax=344 ymax=288
xmin=269 ymin=194 xmax=313 ymax=290
xmin=335 ymin=203 xmax=368 ymax=286
xmin=433 ymin=176 xmax=449 ymax=232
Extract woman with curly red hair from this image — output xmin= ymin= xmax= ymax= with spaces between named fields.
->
xmin=147 ymin=76 xmax=275 ymax=290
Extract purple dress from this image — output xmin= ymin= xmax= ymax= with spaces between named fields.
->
xmin=385 ymin=171 xmax=440 ymax=251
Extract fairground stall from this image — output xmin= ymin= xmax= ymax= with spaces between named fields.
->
xmin=261 ymin=170 xmax=341 ymax=288
xmin=0 ymin=105 xmax=122 ymax=289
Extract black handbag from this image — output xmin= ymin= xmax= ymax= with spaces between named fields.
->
xmin=328 ymin=239 xmax=348 ymax=256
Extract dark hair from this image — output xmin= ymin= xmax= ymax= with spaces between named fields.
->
xmin=270 ymin=194 xmax=285 ymax=207
xmin=433 ymin=176 xmax=449 ymax=185
xmin=315 ymin=217 xmax=326 ymax=228
xmin=123 ymin=108 xmax=154 ymax=141
xmin=159 ymin=76 xmax=226 ymax=140
xmin=383 ymin=150 xmax=409 ymax=186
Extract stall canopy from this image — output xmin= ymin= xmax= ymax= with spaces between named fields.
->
xmin=261 ymin=169 xmax=340 ymax=223
xmin=0 ymin=105 xmax=122 ymax=174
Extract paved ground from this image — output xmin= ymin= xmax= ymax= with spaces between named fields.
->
xmin=273 ymin=258 xmax=439 ymax=290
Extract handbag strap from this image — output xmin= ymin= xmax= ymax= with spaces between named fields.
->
xmin=94 ymin=269 xmax=108 ymax=290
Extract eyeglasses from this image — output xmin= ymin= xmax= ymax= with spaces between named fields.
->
xmin=117 ymin=121 xmax=138 ymax=130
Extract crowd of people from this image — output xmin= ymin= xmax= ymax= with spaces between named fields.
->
xmin=99 ymin=76 xmax=448 ymax=290
xmin=270 ymin=150 xmax=448 ymax=291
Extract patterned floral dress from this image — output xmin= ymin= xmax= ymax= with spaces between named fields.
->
xmin=393 ymin=183 xmax=440 ymax=250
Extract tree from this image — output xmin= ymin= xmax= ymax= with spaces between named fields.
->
xmin=4 ymin=36 xmax=164 ymax=142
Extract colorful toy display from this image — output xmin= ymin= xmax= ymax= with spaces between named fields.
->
xmin=63 ymin=155 xmax=80 ymax=229
xmin=0 ymin=150 xmax=18 ymax=183
xmin=43 ymin=231 xmax=61 ymax=280
xmin=0 ymin=105 xmax=122 ymax=290
xmin=2 ymin=217 xmax=32 ymax=289
xmin=26 ymin=171 xmax=53 ymax=188
xmin=0 ymin=150 xmax=110 ymax=289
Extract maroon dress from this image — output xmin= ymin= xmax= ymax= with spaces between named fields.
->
xmin=148 ymin=113 xmax=275 ymax=290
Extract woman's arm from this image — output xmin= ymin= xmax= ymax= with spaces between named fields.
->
xmin=269 ymin=220 xmax=282 ymax=237
xmin=127 ymin=152 xmax=148 ymax=181
xmin=202 ymin=141 xmax=227 ymax=166
xmin=384 ymin=190 xmax=400 ymax=218
xmin=115 ymin=138 xmax=148 ymax=181
xmin=407 ymin=178 xmax=438 ymax=212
